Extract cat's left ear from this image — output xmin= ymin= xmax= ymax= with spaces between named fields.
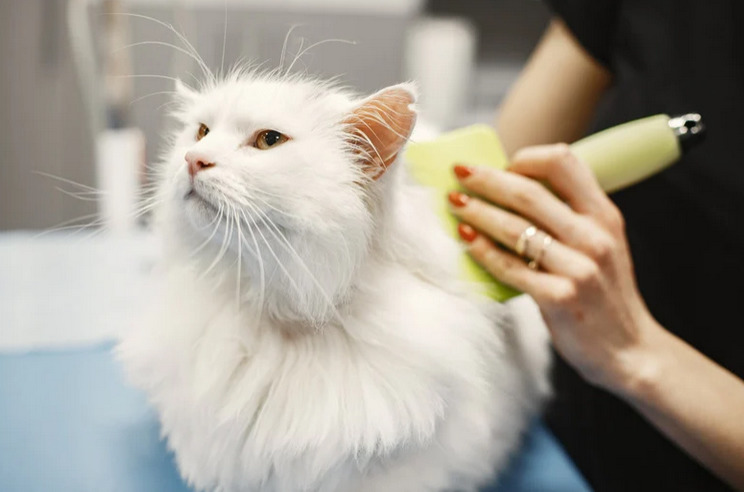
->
xmin=345 ymin=83 xmax=417 ymax=179
xmin=174 ymin=79 xmax=199 ymax=103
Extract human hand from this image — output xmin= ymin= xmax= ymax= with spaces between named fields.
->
xmin=449 ymin=144 xmax=662 ymax=393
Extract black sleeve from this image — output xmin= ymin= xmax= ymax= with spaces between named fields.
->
xmin=544 ymin=0 xmax=622 ymax=69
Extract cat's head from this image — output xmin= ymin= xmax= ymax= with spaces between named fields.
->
xmin=157 ymin=71 xmax=417 ymax=325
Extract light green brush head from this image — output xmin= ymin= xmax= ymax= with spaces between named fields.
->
xmin=404 ymin=124 xmax=521 ymax=302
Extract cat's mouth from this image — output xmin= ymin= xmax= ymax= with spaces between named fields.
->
xmin=183 ymin=186 xmax=284 ymax=233
xmin=184 ymin=187 xmax=199 ymax=202
xmin=184 ymin=187 xmax=218 ymax=215
xmin=184 ymin=187 xmax=206 ymax=202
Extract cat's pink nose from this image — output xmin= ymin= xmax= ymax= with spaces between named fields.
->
xmin=185 ymin=151 xmax=216 ymax=177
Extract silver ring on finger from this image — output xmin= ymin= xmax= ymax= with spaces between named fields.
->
xmin=527 ymin=234 xmax=554 ymax=270
xmin=515 ymin=225 xmax=538 ymax=257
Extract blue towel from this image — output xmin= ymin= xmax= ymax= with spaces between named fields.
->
xmin=0 ymin=343 xmax=590 ymax=492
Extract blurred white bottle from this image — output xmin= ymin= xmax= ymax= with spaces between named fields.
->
xmin=405 ymin=17 xmax=477 ymax=130
xmin=96 ymin=128 xmax=145 ymax=236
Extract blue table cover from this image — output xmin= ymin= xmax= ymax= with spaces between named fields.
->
xmin=0 ymin=343 xmax=591 ymax=492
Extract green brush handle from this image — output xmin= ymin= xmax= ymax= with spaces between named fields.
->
xmin=571 ymin=113 xmax=703 ymax=192
xmin=405 ymin=113 xmax=704 ymax=301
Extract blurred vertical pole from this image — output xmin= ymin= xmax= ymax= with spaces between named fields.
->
xmin=100 ymin=0 xmax=133 ymax=128
xmin=94 ymin=0 xmax=145 ymax=236
xmin=67 ymin=0 xmax=104 ymax=139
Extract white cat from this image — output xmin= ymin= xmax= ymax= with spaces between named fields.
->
xmin=118 ymin=69 xmax=550 ymax=492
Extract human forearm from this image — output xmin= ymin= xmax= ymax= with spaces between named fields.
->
xmin=497 ymin=19 xmax=612 ymax=157
xmin=615 ymin=322 xmax=744 ymax=490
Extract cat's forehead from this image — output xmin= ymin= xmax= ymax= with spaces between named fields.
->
xmin=189 ymin=77 xmax=354 ymax=129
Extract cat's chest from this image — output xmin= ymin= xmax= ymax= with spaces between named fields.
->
xmin=124 ymin=263 xmax=504 ymax=490
xmin=171 ymin=316 xmax=459 ymax=456
xmin=155 ymin=268 xmax=497 ymax=457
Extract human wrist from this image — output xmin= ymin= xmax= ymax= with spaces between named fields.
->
xmin=604 ymin=315 xmax=672 ymax=401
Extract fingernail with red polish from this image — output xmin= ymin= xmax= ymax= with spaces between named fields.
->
xmin=457 ymin=223 xmax=478 ymax=243
xmin=448 ymin=191 xmax=469 ymax=207
xmin=453 ymin=164 xmax=473 ymax=179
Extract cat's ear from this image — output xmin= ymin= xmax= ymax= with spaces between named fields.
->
xmin=174 ymin=79 xmax=198 ymax=102
xmin=345 ymin=83 xmax=417 ymax=180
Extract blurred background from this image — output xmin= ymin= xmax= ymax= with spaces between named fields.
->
xmin=0 ymin=0 xmax=551 ymax=232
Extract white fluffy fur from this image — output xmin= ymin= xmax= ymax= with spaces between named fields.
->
xmin=118 ymin=70 xmax=549 ymax=492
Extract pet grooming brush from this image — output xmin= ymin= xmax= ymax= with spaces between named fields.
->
xmin=404 ymin=113 xmax=705 ymax=301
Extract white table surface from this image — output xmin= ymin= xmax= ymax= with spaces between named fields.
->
xmin=0 ymin=230 xmax=159 ymax=351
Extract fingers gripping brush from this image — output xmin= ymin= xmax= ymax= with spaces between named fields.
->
xmin=404 ymin=113 xmax=705 ymax=302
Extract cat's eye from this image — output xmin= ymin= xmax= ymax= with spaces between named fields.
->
xmin=196 ymin=123 xmax=210 ymax=141
xmin=254 ymin=130 xmax=289 ymax=150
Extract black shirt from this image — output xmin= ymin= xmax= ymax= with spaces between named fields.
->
xmin=544 ymin=1 xmax=744 ymax=491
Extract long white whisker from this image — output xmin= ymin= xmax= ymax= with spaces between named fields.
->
xmin=279 ymin=24 xmax=302 ymax=71
xmin=239 ymin=186 xmax=296 ymax=201
xmin=128 ymin=90 xmax=176 ymax=107
xmin=59 ymin=189 xmax=107 ymax=197
xmin=238 ymin=208 xmax=306 ymax=313
xmin=285 ymin=37 xmax=304 ymax=75
xmin=234 ymin=206 xmax=243 ymax=306
xmin=54 ymin=187 xmax=102 ymax=202
xmin=285 ymin=38 xmax=356 ymax=75
xmin=43 ymin=196 xmax=160 ymax=241
xmin=74 ymin=223 xmax=111 ymax=243
xmin=113 ymin=41 xmax=207 ymax=70
xmin=170 ymin=18 xmax=215 ymax=84
xmin=157 ymin=100 xmax=180 ymax=112
xmin=239 ymin=210 xmax=266 ymax=324
xmin=32 ymin=213 xmax=102 ymax=239
xmin=132 ymin=195 xmax=161 ymax=212
xmin=183 ymin=70 xmax=202 ymax=88
xmin=116 ymin=74 xmax=184 ymax=84
xmin=201 ymin=204 xmax=234 ymax=279
xmin=32 ymin=170 xmax=100 ymax=192
xmin=131 ymin=199 xmax=162 ymax=219
xmin=244 ymin=202 xmax=341 ymax=324
xmin=190 ymin=204 xmax=225 ymax=258
xmin=220 ymin=0 xmax=227 ymax=78
xmin=37 ymin=222 xmax=102 ymax=234
xmin=237 ymin=188 xmax=304 ymax=222
xmin=104 ymin=12 xmax=214 ymax=83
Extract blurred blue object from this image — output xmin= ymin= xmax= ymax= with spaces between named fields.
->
xmin=0 ymin=344 xmax=591 ymax=492
xmin=489 ymin=419 xmax=592 ymax=492
xmin=0 ymin=343 xmax=189 ymax=492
